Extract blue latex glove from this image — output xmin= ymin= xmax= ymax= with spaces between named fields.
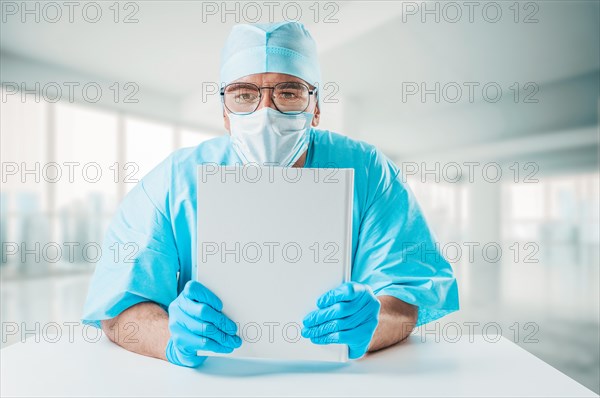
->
xmin=301 ymin=282 xmax=381 ymax=359
xmin=165 ymin=280 xmax=242 ymax=367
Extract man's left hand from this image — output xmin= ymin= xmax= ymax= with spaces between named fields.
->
xmin=301 ymin=282 xmax=381 ymax=359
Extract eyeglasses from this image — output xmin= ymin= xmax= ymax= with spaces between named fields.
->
xmin=220 ymin=82 xmax=317 ymax=115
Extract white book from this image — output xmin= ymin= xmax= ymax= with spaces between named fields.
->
xmin=196 ymin=165 xmax=354 ymax=362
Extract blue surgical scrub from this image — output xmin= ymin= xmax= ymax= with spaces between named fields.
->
xmin=82 ymin=129 xmax=459 ymax=328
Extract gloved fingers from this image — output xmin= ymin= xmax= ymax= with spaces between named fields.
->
xmin=308 ymin=319 xmax=378 ymax=359
xmin=316 ymin=282 xmax=367 ymax=309
xmin=308 ymin=327 xmax=363 ymax=346
xmin=176 ymin=333 xmax=236 ymax=355
xmin=302 ymin=299 xmax=377 ymax=338
xmin=174 ymin=318 xmax=242 ymax=349
xmin=303 ymin=291 xmax=372 ymax=327
xmin=195 ymin=321 xmax=242 ymax=349
xmin=178 ymin=298 xmax=238 ymax=336
xmin=165 ymin=339 xmax=208 ymax=368
xmin=197 ymin=337 xmax=237 ymax=354
xmin=182 ymin=280 xmax=223 ymax=311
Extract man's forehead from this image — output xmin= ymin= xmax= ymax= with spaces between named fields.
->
xmin=233 ymin=73 xmax=308 ymax=85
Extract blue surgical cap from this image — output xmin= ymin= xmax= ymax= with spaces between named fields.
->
xmin=220 ymin=21 xmax=321 ymax=89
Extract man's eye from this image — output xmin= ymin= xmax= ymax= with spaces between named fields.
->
xmin=279 ymin=91 xmax=299 ymax=100
xmin=235 ymin=93 xmax=258 ymax=102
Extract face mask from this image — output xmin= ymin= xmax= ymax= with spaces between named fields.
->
xmin=228 ymin=107 xmax=313 ymax=167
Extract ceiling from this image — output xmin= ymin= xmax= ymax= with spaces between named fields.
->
xmin=1 ymin=1 xmax=598 ymax=157
xmin=2 ymin=1 xmax=597 ymax=95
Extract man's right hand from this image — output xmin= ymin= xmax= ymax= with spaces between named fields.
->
xmin=165 ymin=280 xmax=242 ymax=367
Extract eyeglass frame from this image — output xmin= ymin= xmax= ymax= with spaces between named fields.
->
xmin=220 ymin=81 xmax=318 ymax=115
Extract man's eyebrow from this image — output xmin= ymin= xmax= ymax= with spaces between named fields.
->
xmin=225 ymin=82 xmax=257 ymax=90
xmin=260 ymin=81 xmax=301 ymax=85
xmin=272 ymin=81 xmax=317 ymax=90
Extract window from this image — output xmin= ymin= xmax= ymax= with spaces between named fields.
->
xmin=1 ymin=88 xmax=48 ymax=260
xmin=406 ymin=176 xmax=468 ymax=245
xmin=124 ymin=117 xmax=174 ymax=192
xmin=1 ymin=88 xmax=47 ymax=210
xmin=51 ymin=102 xmax=121 ymax=248
xmin=1 ymin=90 xmax=214 ymax=269
xmin=501 ymin=172 xmax=600 ymax=264
xmin=54 ymin=102 xmax=119 ymax=213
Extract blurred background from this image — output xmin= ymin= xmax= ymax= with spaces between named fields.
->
xmin=1 ymin=0 xmax=598 ymax=393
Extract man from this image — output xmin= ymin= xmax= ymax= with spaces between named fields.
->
xmin=82 ymin=21 xmax=459 ymax=368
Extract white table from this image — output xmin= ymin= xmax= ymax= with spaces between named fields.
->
xmin=1 ymin=330 xmax=597 ymax=397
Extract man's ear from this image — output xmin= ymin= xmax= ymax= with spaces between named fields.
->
xmin=223 ymin=110 xmax=231 ymax=133
xmin=311 ymin=103 xmax=320 ymax=127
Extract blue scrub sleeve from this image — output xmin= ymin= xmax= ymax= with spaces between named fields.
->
xmin=81 ymin=159 xmax=179 ymax=328
xmin=352 ymin=152 xmax=459 ymax=327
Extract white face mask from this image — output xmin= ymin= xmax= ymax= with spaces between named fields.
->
xmin=228 ymin=107 xmax=313 ymax=167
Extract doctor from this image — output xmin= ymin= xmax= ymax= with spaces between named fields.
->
xmin=82 ymin=21 xmax=459 ymax=367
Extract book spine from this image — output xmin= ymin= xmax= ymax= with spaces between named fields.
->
xmin=339 ymin=169 xmax=354 ymax=363
xmin=343 ymin=169 xmax=354 ymax=284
